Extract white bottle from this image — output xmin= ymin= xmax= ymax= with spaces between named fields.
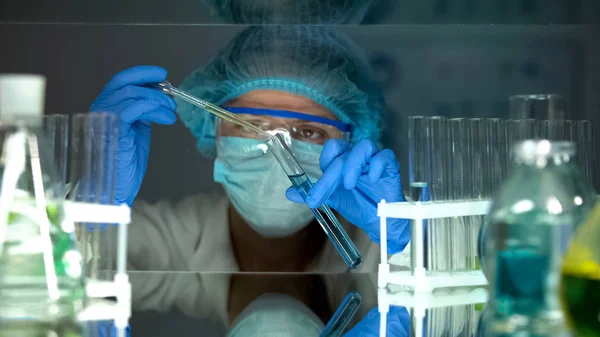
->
xmin=0 ymin=74 xmax=46 ymax=123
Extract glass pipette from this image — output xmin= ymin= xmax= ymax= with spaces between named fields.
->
xmin=149 ymin=80 xmax=363 ymax=269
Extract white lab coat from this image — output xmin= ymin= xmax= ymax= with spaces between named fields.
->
xmin=126 ymin=192 xmax=382 ymax=273
xmin=124 ymin=193 xmax=389 ymax=331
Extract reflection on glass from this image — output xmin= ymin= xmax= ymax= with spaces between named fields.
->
xmin=126 ymin=272 xmax=388 ymax=337
xmin=425 ymin=304 xmax=482 ymax=337
xmin=228 ymin=293 xmax=325 ymax=337
xmin=0 ymin=319 xmax=84 ymax=337
xmin=320 ymin=291 xmax=362 ymax=337
xmin=346 ymin=305 xmax=409 ymax=337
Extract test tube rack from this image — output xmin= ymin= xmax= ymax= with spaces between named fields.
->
xmin=378 ymin=200 xmax=492 ymax=292
xmin=377 ymin=286 xmax=488 ymax=337
xmin=63 ymin=201 xmax=131 ymax=336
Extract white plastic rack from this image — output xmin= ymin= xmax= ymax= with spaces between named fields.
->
xmin=378 ymin=200 xmax=492 ymax=292
xmin=63 ymin=201 xmax=131 ymax=335
xmin=377 ymin=286 xmax=488 ymax=337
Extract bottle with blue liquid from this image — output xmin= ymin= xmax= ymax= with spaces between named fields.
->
xmin=479 ymin=140 xmax=594 ymax=335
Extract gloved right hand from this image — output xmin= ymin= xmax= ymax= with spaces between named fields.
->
xmin=91 ymin=321 xmax=131 ymax=337
xmin=90 ymin=65 xmax=177 ymax=206
xmin=344 ymin=307 xmax=410 ymax=337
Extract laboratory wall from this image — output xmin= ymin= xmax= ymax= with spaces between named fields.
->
xmin=0 ymin=23 xmax=598 ymax=201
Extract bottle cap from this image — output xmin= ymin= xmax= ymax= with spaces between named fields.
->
xmin=0 ymin=74 xmax=46 ymax=123
xmin=514 ymin=140 xmax=576 ymax=164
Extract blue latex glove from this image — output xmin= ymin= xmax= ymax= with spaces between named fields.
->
xmin=344 ymin=307 xmax=410 ymax=337
xmin=286 ymin=139 xmax=410 ymax=254
xmin=91 ymin=321 xmax=131 ymax=337
xmin=90 ymin=66 xmax=177 ymax=206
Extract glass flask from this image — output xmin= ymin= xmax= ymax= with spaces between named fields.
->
xmin=561 ymin=202 xmax=600 ymax=337
xmin=479 ymin=140 xmax=594 ymax=335
xmin=0 ymin=75 xmax=85 ymax=323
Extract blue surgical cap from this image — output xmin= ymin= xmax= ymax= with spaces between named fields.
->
xmin=177 ymin=26 xmax=385 ymax=158
xmin=201 ymin=0 xmax=373 ymax=24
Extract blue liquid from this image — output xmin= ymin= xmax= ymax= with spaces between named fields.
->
xmin=320 ymin=292 xmax=362 ymax=337
xmin=288 ymin=173 xmax=363 ymax=269
xmin=495 ymin=248 xmax=549 ymax=316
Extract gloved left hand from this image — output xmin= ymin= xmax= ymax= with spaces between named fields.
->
xmin=344 ymin=307 xmax=410 ymax=337
xmin=286 ymin=139 xmax=410 ymax=254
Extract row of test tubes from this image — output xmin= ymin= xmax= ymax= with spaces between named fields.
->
xmin=408 ymin=116 xmax=595 ymax=272
xmin=43 ymin=113 xmax=120 ymax=280
xmin=423 ymin=304 xmax=482 ymax=337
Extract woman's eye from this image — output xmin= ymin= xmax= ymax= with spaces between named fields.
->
xmin=298 ymin=127 xmax=323 ymax=140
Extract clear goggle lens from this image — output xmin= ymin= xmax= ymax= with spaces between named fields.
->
xmin=216 ymin=107 xmax=352 ymax=145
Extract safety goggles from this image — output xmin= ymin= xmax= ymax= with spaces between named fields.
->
xmin=216 ymin=107 xmax=352 ymax=145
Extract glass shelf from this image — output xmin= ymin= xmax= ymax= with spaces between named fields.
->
xmin=0 ymin=0 xmax=598 ymax=25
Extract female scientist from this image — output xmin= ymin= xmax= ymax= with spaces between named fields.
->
xmin=89 ymin=26 xmax=409 ymax=272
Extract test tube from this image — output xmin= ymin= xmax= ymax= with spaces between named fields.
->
xmin=577 ymin=120 xmax=594 ymax=183
xmin=408 ymin=116 xmax=430 ymax=272
xmin=520 ymin=119 xmax=536 ymax=140
xmin=547 ymin=120 xmax=566 ymax=141
xmin=320 ymin=291 xmax=362 ymax=337
xmin=429 ymin=117 xmax=450 ymax=272
xmin=486 ymin=119 xmax=506 ymax=195
xmin=538 ymin=120 xmax=550 ymax=140
xmin=429 ymin=117 xmax=450 ymax=201
xmin=266 ymin=134 xmax=362 ymax=269
xmin=468 ymin=119 xmax=484 ymax=200
xmin=479 ymin=120 xmax=495 ymax=199
xmin=496 ymin=119 xmax=509 ymax=184
xmin=69 ymin=112 xmax=119 ymax=280
xmin=408 ymin=116 xmax=431 ymax=202
xmin=584 ymin=121 xmax=594 ymax=184
xmin=565 ymin=120 xmax=576 ymax=142
xmin=505 ymin=120 xmax=518 ymax=156
xmin=467 ymin=118 xmax=485 ymax=270
xmin=449 ymin=118 xmax=469 ymax=271
xmin=42 ymin=114 xmax=69 ymax=189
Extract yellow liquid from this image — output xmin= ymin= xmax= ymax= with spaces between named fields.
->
xmin=561 ymin=258 xmax=600 ymax=337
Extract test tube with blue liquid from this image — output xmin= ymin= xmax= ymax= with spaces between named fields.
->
xmin=267 ymin=134 xmax=362 ymax=268
xmin=150 ymin=80 xmax=362 ymax=269
xmin=320 ymin=291 xmax=362 ymax=337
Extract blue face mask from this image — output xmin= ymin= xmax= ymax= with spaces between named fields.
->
xmin=214 ymin=137 xmax=323 ymax=238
